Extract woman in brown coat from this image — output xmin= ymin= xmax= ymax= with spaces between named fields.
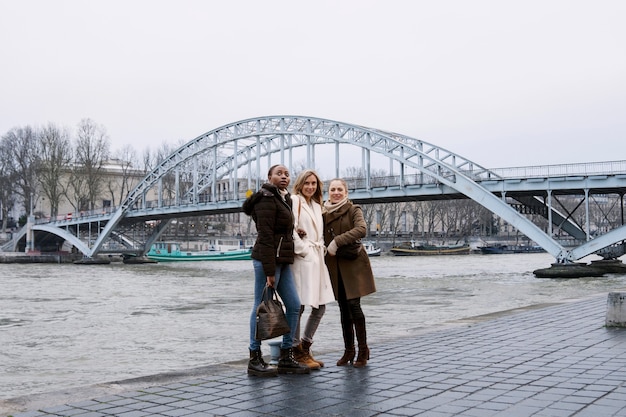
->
xmin=323 ymin=178 xmax=376 ymax=367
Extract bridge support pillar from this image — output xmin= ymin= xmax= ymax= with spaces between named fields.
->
xmin=606 ymin=292 xmax=626 ymax=327
xmin=25 ymin=214 xmax=36 ymax=253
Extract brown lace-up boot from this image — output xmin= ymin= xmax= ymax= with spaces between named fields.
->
xmin=293 ymin=343 xmax=321 ymax=370
xmin=301 ymin=340 xmax=324 ymax=368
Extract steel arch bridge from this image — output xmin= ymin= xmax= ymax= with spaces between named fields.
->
xmin=6 ymin=115 xmax=626 ymax=263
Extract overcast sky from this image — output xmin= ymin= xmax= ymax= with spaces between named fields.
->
xmin=1 ymin=0 xmax=624 ymax=170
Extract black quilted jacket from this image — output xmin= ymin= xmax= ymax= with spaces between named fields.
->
xmin=242 ymin=183 xmax=295 ymax=276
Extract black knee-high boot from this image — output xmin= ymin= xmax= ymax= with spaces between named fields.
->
xmin=337 ymin=316 xmax=355 ymax=366
xmin=353 ymin=317 xmax=369 ymax=368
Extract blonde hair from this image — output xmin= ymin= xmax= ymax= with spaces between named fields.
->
xmin=292 ymin=170 xmax=324 ymax=204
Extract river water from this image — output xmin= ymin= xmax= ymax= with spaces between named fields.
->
xmin=2 ymin=253 xmax=626 ymax=399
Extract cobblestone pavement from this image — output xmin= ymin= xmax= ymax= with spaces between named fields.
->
xmin=3 ymin=293 xmax=626 ymax=417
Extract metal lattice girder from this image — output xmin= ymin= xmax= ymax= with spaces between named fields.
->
xmin=512 ymin=196 xmax=587 ymax=240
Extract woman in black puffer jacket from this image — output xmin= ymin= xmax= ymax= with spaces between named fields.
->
xmin=242 ymin=164 xmax=309 ymax=376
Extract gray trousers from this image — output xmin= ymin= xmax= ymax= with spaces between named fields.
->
xmin=294 ymin=304 xmax=326 ymax=345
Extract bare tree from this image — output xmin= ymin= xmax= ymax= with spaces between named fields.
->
xmin=141 ymin=146 xmax=157 ymax=173
xmin=369 ymin=169 xmax=389 ymax=187
xmin=1 ymin=126 xmax=41 ymax=218
xmin=290 ymin=160 xmax=310 ymax=180
xmin=441 ymin=200 xmax=473 ymax=241
xmin=342 ymin=166 xmax=365 ymax=179
xmin=342 ymin=166 xmax=388 ymax=189
xmin=106 ymin=145 xmax=139 ymax=207
xmin=0 ymin=136 xmax=18 ymax=232
xmin=405 ymin=201 xmax=422 ymax=237
xmin=68 ymin=118 xmax=110 ymax=211
xmin=372 ymin=202 xmax=392 ymax=236
xmin=65 ymin=169 xmax=89 ymax=212
xmin=360 ymin=204 xmax=377 ymax=237
xmin=421 ymin=200 xmax=442 ymax=240
xmin=156 ymin=142 xmax=179 ymax=204
xmin=387 ymin=201 xmax=408 ymax=245
xmin=38 ymin=123 xmax=72 ymax=218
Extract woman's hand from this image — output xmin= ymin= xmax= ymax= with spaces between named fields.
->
xmin=327 ymin=239 xmax=338 ymax=256
xmin=266 ymin=276 xmax=276 ymax=287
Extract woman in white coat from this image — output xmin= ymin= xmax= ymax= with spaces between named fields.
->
xmin=291 ymin=169 xmax=335 ymax=370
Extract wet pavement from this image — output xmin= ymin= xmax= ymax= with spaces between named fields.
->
xmin=3 ymin=292 xmax=626 ymax=417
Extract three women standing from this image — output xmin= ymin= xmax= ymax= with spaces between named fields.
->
xmin=243 ymin=168 xmax=375 ymax=374
xmin=290 ymin=170 xmax=336 ymax=370
xmin=323 ymin=178 xmax=376 ymax=367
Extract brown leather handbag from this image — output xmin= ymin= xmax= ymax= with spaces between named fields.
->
xmin=255 ymin=285 xmax=291 ymax=340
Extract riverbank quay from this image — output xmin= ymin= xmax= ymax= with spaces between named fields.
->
xmin=3 ymin=293 xmax=626 ymax=417
xmin=0 ymin=252 xmax=81 ymax=264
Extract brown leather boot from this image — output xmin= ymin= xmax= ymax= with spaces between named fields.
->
xmin=354 ymin=346 xmax=370 ymax=368
xmin=353 ymin=318 xmax=369 ymax=368
xmin=336 ymin=347 xmax=356 ymax=366
xmin=293 ymin=344 xmax=320 ymax=370
xmin=337 ymin=316 xmax=355 ymax=366
xmin=301 ymin=340 xmax=324 ymax=368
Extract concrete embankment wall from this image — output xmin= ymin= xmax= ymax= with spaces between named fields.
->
xmin=0 ymin=253 xmax=83 ymax=264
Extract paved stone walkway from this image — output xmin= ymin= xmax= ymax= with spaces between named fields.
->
xmin=3 ymin=293 xmax=626 ymax=417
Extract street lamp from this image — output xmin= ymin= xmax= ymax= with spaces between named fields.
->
xmin=25 ymin=192 xmax=35 ymax=252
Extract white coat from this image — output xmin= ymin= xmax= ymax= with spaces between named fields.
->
xmin=291 ymin=195 xmax=336 ymax=308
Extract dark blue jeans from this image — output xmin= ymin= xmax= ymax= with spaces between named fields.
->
xmin=249 ymin=259 xmax=301 ymax=351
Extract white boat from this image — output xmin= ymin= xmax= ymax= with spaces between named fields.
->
xmin=362 ymin=241 xmax=382 ymax=257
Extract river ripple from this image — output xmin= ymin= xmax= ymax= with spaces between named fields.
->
xmin=2 ymin=253 xmax=626 ymax=399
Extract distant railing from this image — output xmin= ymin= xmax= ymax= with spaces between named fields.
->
xmin=488 ymin=160 xmax=626 ymax=179
xmin=34 ymin=207 xmax=116 ymax=224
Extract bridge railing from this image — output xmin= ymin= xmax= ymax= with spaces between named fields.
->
xmin=488 ymin=160 xmax=626 ymax=180
xmin=342 ymin=161 xmax=626 ymax=190
xmin=33 ymin=207 xmax=116 ymax=225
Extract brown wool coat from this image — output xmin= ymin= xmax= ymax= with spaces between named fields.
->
xmin=323 ymin=202 xmax=376 ymax=300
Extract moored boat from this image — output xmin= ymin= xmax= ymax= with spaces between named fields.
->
xmin=147 ymin=241 xmax=252 ymax=262
xmin=73 ymin=256 xmax=111 ymax=265
xmin=390 ymin=241 xmax=470 ymax=256
xmin=479 ymin=244 xmax=546 ymax=254
xmin=123 ymin=255 xmax=158 ymax=264
xmin=362 ymin=241 xmax=382 ymax=257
